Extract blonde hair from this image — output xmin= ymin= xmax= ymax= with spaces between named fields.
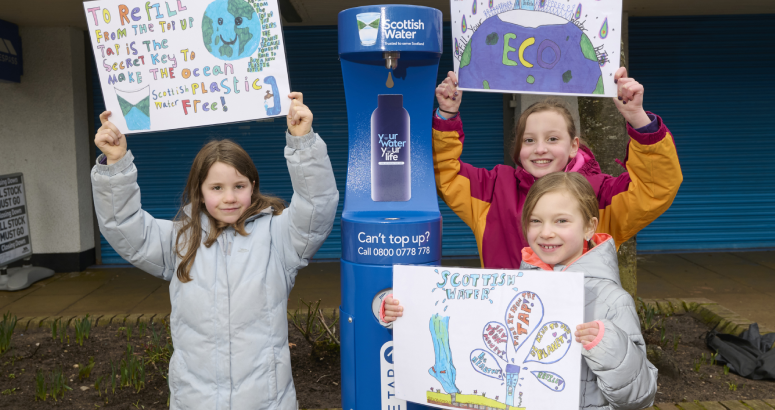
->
xmin=511 ymin=98 xmax=580 ymax=166
xmin=174 ymin=139 xmax=286 ymax=283
xmin=521 ymin=172 xmax=599 ymax=248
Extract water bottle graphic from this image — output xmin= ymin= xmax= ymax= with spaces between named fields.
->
xmin=371 ymin=94 xmax=411 ymax=201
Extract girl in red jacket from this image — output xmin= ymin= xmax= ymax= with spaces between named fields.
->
xmin=432 ymin=67 xmax=682 ymax=268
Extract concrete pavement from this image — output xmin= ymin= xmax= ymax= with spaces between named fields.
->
xmin=1 ymin=252 xmax=774 ymax=330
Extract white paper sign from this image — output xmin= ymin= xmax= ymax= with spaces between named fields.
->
xmin=394 ymin=265 xmax=585 ymax=410
xmin=451 ymin=0 xmax=622 ymax=97
xmin=0 ymin=174 xmax=32 ymax=266
xmin=83 ymin=0 xmax=291 ymax=133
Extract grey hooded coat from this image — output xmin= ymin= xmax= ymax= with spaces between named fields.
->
xmin=520 ymin=234 xmax=658 ymax=410
xmin=91 ymin=131 xmax=339 ymax=410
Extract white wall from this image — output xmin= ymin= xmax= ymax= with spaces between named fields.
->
xmin=0 ymin=27 xmax=94 ymax=255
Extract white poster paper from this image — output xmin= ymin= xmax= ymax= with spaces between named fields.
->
xmin=83 ymin=0 xmax=291 ymax=133
xmin=451 ymin=0 xmax=622 ymax=97
xmin=0 ymin=174 xmax=32 ymax=266
xmin=394 ymin=265 xmax=585 ymax=409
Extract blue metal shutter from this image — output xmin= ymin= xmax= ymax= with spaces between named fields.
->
xmin=436 ymin=25 xmax=506 ymax=257
xmin=92 ymin=25 xmax=503 ymax=263
xmin=631 ymin=15 xmax=775 ymax=253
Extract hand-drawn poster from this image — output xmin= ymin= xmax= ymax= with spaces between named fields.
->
xmin=451 ymin=0 xmax=622 ymax=97
xmin=393 ymin=265 xmax=585 ymax=410
xmin=83 ymin=0 xmax=290 ymax=134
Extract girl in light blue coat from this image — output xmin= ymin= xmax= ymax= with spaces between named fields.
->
xmin=91 ymin=92 xmax=339 ymax=410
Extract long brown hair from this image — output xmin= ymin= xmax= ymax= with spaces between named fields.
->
xmin=520 ymin=172 xmax=599 ymax=248
xmin=511 ymin=98 xmax=580 ymax=166
xmin=174 ymin=139 xmax=286 ymax=282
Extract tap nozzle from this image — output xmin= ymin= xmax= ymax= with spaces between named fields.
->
xmin=384 ymin=51 xmax=399 ymax=70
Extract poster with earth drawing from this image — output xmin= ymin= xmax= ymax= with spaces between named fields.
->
xmin=451 ymin=0 xmax=622 ymax=97
xmin=393 ymin=265 xmax=585 ymax=409
xmin=83 ymin=0 xmax=290 ymax=134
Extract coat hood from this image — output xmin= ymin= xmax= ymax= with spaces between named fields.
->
xmin=520 ymin=233 xmax=621 ymax=286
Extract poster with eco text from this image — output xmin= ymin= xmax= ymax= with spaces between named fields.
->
xmin=83 ymin=0 xmax=290 ymax=134
xmin=393 ymin=265 xmax=585 ymax=409
xmin=451 ymin=0 xmax=622 ymax=97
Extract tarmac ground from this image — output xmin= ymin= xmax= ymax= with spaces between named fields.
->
xmin=1 ymin=251 xmax=774 ymax=330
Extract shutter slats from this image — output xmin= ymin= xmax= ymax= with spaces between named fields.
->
xmin=631 ymin=14 xmax=775 ymax=253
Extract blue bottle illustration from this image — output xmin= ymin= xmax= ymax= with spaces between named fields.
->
xmin=371 ymin=94 xmax=411 ymax=201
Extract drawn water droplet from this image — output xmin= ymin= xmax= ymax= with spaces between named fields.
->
xmin=455 ymin=38 xmax=460 ymax=56
xmin=442 ymin=299 xmax=446 ymax=303
xmin=490 ymin=287 xmax=495 ymax=290
xmin=575 ymin=3 xmax=581 ymax=19
xmin=489 ymin=300 xmax=493 ymax=304
xmin=599 ymin=17 xmax=608 ymax=39
xmin=523 ymin=367 xmax=528 ymax=370
xmin=489 ymin=0 xmax=493 ymax=8
xmin=512 ymin=287 xmax=519 ymax=293
xmin=435 ymin=269 xmax=439 ymax=274
xmin=444 ymin=306 xmax=448 ymax=311
xmin=386 ymin=71 xmax=394 ymax=88
xmin=435 ymin=301 xmax=439 ymax=306
xmin=461 ymin=15 xmax=468 ymax=33
xmin=472 ymin=0 xmax=477 ymax=14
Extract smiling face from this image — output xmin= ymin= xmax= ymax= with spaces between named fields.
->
xmin=201 ymin=161 xmax=254 ymax=224
xmin=526 ymin=190 xmax=598 ymax=267
xmin=519 ymin=111 xmax=580 ymax=179
xmin=201 ymin=0 xmax=261 ymax=61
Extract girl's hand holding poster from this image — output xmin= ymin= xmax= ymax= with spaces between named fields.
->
xmin=83 ymin=0 xmax=291 ymax=133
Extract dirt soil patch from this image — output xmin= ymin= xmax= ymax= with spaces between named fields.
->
xmin=2 ymin=312 xmax=773 ymax=409
xmin=0 ymin=320 xmax=341 ymax=410
xmin=643 ymin=312 xmax=775 ymax=403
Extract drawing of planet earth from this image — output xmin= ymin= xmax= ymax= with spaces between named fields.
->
xmin=458 ymin=10 xmax=604 ymax=94
xmin=202 ymin=0 xmax=261 ymax=61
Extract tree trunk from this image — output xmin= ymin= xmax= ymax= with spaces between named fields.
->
xmin=577 ymin=46 xmax=637 ymax=298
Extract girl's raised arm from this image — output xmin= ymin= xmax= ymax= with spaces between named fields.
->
xmin=594 ymin=68 xmax=682 ymax=247
xmin=271 ymin=94 xmax=339 ymax=277
xmin=91 ymin=111 xmax=176 ymax=280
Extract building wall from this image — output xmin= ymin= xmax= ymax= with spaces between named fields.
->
xmin=0 ymin=27 xmax=95 ymax=271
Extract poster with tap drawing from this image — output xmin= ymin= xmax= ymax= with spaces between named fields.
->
xmin=83 ymin=0 xmax=291 ymax=134
xmin=450 ymin=0 xmax=622 ymax=97
xmin=393 ymin=265 xmax=585 ymax=409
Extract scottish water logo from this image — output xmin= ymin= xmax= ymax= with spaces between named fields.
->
xmin=356 ymin=12 xmax=380 ymax=46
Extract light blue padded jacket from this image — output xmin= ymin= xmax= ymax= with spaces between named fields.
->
xmin=91 ymin=131 xmax=339 ymax=410
xmin=520 ymin=234 xmax=658 ymax=410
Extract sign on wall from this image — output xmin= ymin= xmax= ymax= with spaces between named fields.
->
xmin=83 ymin=0 xmax=291 ymax=134
xmin=451 ymin=0 xmax=622 ymax=97
xmin=393 ymin=265 xmax=584 ymax=409
xmin=0 ymin=19 xmax=23 ymax=83
xmin=0 ymin=174 xmax=32 ymax=266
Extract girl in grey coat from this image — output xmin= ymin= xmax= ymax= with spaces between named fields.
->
xmin=91 ymin=93 xmax=339 ymax=410
xmin=518 ymin=172 xmax=658 ymax=410
xmin=384 ymin=172 xmax=658 ymax=409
